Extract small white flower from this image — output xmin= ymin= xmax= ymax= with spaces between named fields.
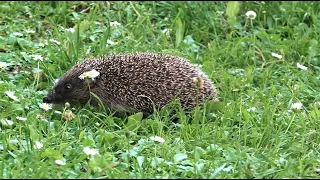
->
xmin=37 ymin=43 xmax=45 ymax=47
xmin=65 ymin=28 xmax=75 ymax=33
xmin=150 ymin=136 xmax=165 ymax=143
xmin=49 ymin=39 xmax=61 ymax=45
xmin=271 ymin=52 xmax=282 ymax=59
xmin=110 ymin=21 xmax=121 ymax=27
xmin=25 ymin=30 xmax=35 ymax=34
xmin=247 ymin=107 xmax=257 ymax=112
xmin=83 ymin=147 xmax=100 ymax=156
xmin=16 ymin=116 xmax=27 ymax=121
xmin=296 ymin=63 xmax=308 ymax=70
xmin=0 ymin=119 xmax=14 ymax=126
xmin=245 ymin=10 xmax=256 ymax=20
xmin=0 ymin=62 xmax=8 ymax=69
xmin=13 ymin=32 xmax=23 ymax=37
xmin=39 ymin=103 xmax=52 ymax=111
xmin=106 ymin=40 xmax=118 ymax=46
xmin=161 ymin=28 xmax=170 ymax=37
xmin=79 ymin=69 xmax=100 ymax=80
xmin=55 ymin=159 xmax=66 ymax=166
xmin=78 ymin=74 xmax=85 ymax=80
xmin=291 ymin=102 xmax=303 ymax=110
xmin=279 ymin=157 xmax=286 ymax=164
xmin=5 ymin=91 xmax=20 ymax=102
xmin=216 ymin=11 xmax=224 ymax=15
xmin=87 ymin=69 xmax=100 ymax=80
xmin=34 ymin=141 xmax=43 ymax=149
xmin=33 ymin=54 xmax=43 ymax=61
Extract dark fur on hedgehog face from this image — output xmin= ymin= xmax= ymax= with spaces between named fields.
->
xmin=43 ymin=76 xmax=92 ymax=105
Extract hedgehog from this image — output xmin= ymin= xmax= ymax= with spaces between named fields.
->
xmin=43 ymin=52 xmax=218 ymax=117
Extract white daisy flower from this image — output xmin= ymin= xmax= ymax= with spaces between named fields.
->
xmin=247 ymin=107 xmax=257 ymax=112
xmin=87 ymin=69 xmax=100 ymax=80
xmin=271 ymin=52 xmax=282 ymax=59
xmin=39 ymin=103 xmax=52 ymax=111
xmin=13 ymin=32 xmax=24 ymax=37
xmin=37 ymin=42 xmax=45 ymax=47
xmin=106 ymin=40 xmax=118 ymax=46
xmin=34 ymin=141 xmax=43 ymax=149
xmin=0 ymin=119 xmax=14 ymax=126
xmin=0 ymin=62 xmax=8 ymax=69
xmin=55 ymin=159 xmax=66 ymax=166
xmin=291 ymin=102 xmax=302 ymax=110
xmin=216 ymin=11 xmax=224 ymax=15
xmin=33 ymin=54 xmax=43 ymax=61
xmin=25 ymin=30 xmax=35 ymax=34
xmin=16 ymin=116 xmax=27 ymax=121
xmin=245 ymin=10 xmax=257 ymax=20
xmin=161 ymin=28 xmax=170 ymax=37
xmin=150 ymin=136 xmax=165 ymax=143
xmin=49 ymin=39 xmax=61 ymax=45
xmin=5 ymin=91 xmax=20 ymax=102
xmin=65 ymin=28 xmax=75 ymax=33
xmin=83 ymin=147 xmax=100 ymax=156
xmin=110 ymin=21 xmax=121 ymax=27
xmin=79 ymin=69 xmax=100 ymax=80
xmin=296 ymin=63 xmax=308 ymax=70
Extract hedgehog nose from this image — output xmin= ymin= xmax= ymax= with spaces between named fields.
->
xmin=43 ymin=96 xmax=51 ymax=103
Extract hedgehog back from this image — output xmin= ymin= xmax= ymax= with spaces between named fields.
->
xmin=70 ymin=53 xmax=218 ymax=114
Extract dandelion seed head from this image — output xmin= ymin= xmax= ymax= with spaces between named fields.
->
xmin=245 ymin=11 xmax=256 ymax=20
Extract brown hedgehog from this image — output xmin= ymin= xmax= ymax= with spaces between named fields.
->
xmin=43 ymin=52 xmax=218 ymax=116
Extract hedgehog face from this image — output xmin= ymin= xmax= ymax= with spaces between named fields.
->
xmin=43 ymin=77 xmax=91 ymax=105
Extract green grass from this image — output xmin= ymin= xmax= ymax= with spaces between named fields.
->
xmin=0 ymin=1 xmax=320 ymax=178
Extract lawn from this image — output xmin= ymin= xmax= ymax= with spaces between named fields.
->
xmin=0 ymin=1 xmax=320 ymax=178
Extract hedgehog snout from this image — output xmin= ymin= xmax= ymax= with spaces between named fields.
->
xmin=43 ymin=96 xmax=52 ymax=103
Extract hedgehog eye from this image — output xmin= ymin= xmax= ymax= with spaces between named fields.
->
xmin=65 ymin=83 xmax=72 ymax=90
